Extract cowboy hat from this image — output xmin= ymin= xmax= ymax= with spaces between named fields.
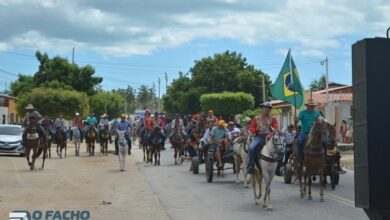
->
xmin=101 ymin=113 xmax=108 ymax=118
xmin=227 ymin=121 xmax=235 ymax=126
xmin=305 ymin=99 xmax=318 ymax=106
xmin=260 ymin=102 xmax=272 ymax=108
xmin=25 ymin=104 xmax=35 ymax=110
xmin=121 ymin=114 xmax=127 ymax=118
xmin=75 ymin=112 xmax=80 ymax=116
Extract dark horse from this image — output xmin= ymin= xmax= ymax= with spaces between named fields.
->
xmin=25 ymin=116 xmax=47 ymax=170
xmin=299 ymin=117 xmax=335 ymax=201
xmin=55 ymin=127 xmax=67 ymax=159
xmin=44 ymin=127 xmax=52 ymax=158
xmin=171 ymin=125 xmax=184 ymax=165
xmin=141 ymin=127 xmax=149 ymax=162
xmin=148 ymin=127 xmax=161 ymax=166
xmin=86 ymin=125 xmax=96 ymax=157
xmin=100 ymin=124 xmax=110 ymax=156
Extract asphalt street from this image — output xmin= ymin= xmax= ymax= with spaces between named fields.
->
xmin=133 ymin=143 xmax=368 ymax=220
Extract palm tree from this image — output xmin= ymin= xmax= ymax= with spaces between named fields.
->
xmin=309 ymin=75 xmax=327 ymax=91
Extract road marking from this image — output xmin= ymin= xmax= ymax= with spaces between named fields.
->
xmin=274 ymin=177 xmax=355 ymax=207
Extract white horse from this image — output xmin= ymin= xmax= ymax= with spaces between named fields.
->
xmin=258 ymin=132 xmax=285 ymax=210
xmin=72 ymin=127 xmax=81 ymax=156
xmin=117 ymin=131 xmax=128 ymax=171
xmin=233 ymin=131 xmax=252 ymax=188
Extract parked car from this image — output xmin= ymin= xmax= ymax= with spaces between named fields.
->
xmin=0 ymin=124 xmax=24 ymax=156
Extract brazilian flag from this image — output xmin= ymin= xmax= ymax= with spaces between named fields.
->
xmin=270 ymin=49 xmax=304 ymax=108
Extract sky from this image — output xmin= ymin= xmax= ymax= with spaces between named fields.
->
xmin=0 ymin=0 xmax=389 ymax=95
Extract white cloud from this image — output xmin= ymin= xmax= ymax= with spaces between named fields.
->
xmin=0 ymin=0 xmax=389 ymax=57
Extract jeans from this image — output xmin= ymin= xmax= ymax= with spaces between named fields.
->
xmin=247 ymin=136 xmax=265 ymax=169
xmin=297 ymin=132 xmax=307 ymax=163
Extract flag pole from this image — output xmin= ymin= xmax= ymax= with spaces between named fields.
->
xmin=290 ymin=49 xmax=297 ymax=127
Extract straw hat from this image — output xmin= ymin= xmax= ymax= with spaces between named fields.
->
xmin=25 ymin=104 xmax=35 ymax=110
xmin=121 ymin=114 xmax=127 ymax=118
xmin=305 ymin=99 xmax=318 ymax=106
xmin=101 ymin=113 xmax=108 ymax=118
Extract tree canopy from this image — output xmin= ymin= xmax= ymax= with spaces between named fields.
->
xmin=90 ymin=91 xmax=126 ymax=119
xmin=309 ymin=74 xmax=327 ymax=91
xmin=163 ymin=51 xmax=271 ymax=114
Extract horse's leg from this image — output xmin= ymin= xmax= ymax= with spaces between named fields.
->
xmin=158 ymin=147 xmax=161 ymax=166
xmin=26 ymin=147 xmax=32 ymax=167
xmin=299 ymin=163 xmax=304 ymax=198
xmin=243 ymin=154 xmax=248 ymax=188
xmin=174 ymin=145 xmax=178 ymax=165
xmin=48 ymin=143 xmax=51 ymax=158
xmin=41 ymin=147 xmax=47 ymax=169
xmin=31 ymin=147 xmax=37 ymax=170
xmin=308 ymin=174 xmax=312 ymax=200
xmin=92 ymin=142 xmax=95 ymax=156
xmin=252 ymin=173 xmax=259 ymax=205
xmin=320 ymin=165 xmax=325 ymax=202
xmin=234 ymin=155 xmax=240 ymax=184
xmin=64 ymin=142 xmax=67 ymax=158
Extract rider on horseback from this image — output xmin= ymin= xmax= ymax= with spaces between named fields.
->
xmin=148 ymin=112 xmax=166 ymax=149
xmin=53 ymin=113 xmax=68 ymax=143
xmin=22 ymin=107 xmax=46 ymax=148
xmin=210 ymin=120 xmax=229 ymax=170
xmin=206 ymin=110 xmax=219 ymax=125
xmin=169 ymin=113 xmax=186 ymax=144
xmin=72 ymin=112 xmax=84 ymax=142
xmin=247 ymin=102 xmax=279 ymax=175
xmin=99 ymin=113 xmax=112 ymax=143
xmin=84 ymin=112 xmax=99 ymax=143
xmin=139 ymin=109 xmax=152 ymax=140
xmin=115 ymin=114 xmax=132 ymax=155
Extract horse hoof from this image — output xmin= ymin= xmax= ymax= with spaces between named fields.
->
xmin=244 ymin=185 xmax=249 ymax=189
xmin=262 ymin=204 xmax=267 ymax=208
xmin=30 ymin=166 xmax=34 ymax=170
xmin=255 ymin=201 xmax=259 ymax=206
xmin=266 ymin=207 xmax=273 ymax=211
xmin=308 ymin=197 xmax=312 ymax=200
xmin=236 ymin=181 xmax=239 ymax=185
xmin=320 ymin=198 xmax=324 ymax=202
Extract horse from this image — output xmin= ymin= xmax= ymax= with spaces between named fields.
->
xmin=131 ymin=123 xmax=138 ymax=148
xmin=257 ymin=132 xmax=285 ymax=210
xmin=72 ymin=127 xmax=81 ymax=156
xmin=233 ymin=131 xmax=251 ymax=188
xmin=25 ymin=118 xmax=47 ymax=170
xmin=100 ymin=125 xmax=110 ymax=156
xmin=141 ymin=128 xmax=149 ymax=162
xmin=300 ymin=117 xmax=334 ymax=201
xmin=55 ymin=127 xmax=67 ymax=159
xmin=171 ymin=125 xmax=184 ymax=165
xmin=86 ymin=125 xmax=96 ymax=157
xmin=44 ymin=127 xmax=52 ymax=158
xmin=148 ymin=127 xmax=161 ymax=166
xmin=117 ymin=131 xmax=128 ymax=171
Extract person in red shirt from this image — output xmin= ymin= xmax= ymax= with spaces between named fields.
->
xmin=206 ymin=110 xmax=219 ymax=125
xmin=148 ymin=112 xmax=166 ymax=149
xmin=247 ymin=102 xmax=279 ymax=174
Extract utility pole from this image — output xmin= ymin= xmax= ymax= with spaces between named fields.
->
xmin=164 ymin=72 xmax=168 ymax=94
xmin=72 ymin=47 xmax=75 ymax=64
xmin=152 ymin=82 xmax=155 ymax=113
xmin=321 ymin=57 xmax=329 ymax=104
xmin=261 ymin=75 xmax=266 ymax=103
xmin=158 ymin=77 xmax=161 ymax=112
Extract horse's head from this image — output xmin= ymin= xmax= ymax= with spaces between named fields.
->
xmin=118 ymin=131 xmax=127 ymax=146
xmin=323 ymin=121 xmax=337 ymax=149
xmin=271 ymin=132 xmax=285 ymax=160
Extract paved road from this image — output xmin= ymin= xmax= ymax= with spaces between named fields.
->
xmin=133 ymin=143 xmax=368 ymax=220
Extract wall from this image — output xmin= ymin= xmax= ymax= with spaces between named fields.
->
xmin=0 ymin=107 xmax=8 ymax=124
xmin=324 ymin=102 xmax=352 ymax=142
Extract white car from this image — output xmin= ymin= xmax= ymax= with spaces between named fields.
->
xmin=0 ymin=125 xmax=24 ymax=156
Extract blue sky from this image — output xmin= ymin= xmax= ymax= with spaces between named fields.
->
xmin=0 ymin=0 xmax=389 ymax=95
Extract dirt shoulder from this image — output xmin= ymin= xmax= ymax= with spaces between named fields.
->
xmin=0 ymin=143 xmax=169 ymax=220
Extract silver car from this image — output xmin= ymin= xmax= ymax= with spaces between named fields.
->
xmin=0 ymin=125 xmax=24 ymax=156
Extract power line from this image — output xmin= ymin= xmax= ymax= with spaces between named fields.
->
xmin=0 ymin=68 xmax=19 ymax=77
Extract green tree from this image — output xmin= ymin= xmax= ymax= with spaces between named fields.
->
xmin=113 ymin=85 xmax=137 ymax=113
xmin=33 ymin=51 xmax=103 ymax=95
xmin=10 ymin=74 xmax=35 ymax=97
xmin=16 ymin=88 xmax=89 ymax=119
xmin=309 ymin=74 xmax=327 ymax=91
xmin=90 ymin=91 xmax=126 ymax=119
xmin=137 ymin=85 xmax=155 ymax=109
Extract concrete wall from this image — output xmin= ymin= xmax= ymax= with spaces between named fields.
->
xmin=324 ymin=102 xmax=352 ymax=141
xmin=0 ymin=107 xmax=8 ymax=124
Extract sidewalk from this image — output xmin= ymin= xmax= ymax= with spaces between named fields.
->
xmin=0 ymin=143 xmax=170 ymax=220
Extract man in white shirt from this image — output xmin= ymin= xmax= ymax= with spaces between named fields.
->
xmin=227 ymin=121 xmax=241 ymax=140
xmin=283 ymin=124 xmax=296 ymax=166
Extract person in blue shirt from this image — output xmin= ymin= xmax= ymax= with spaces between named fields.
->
xmin=115 ymin=114 xmax=132 ymax=155
xmin=295 ymin=99 xmax=321 ymax=163
xmin=84 ymin=112 xmax=99 ymax=142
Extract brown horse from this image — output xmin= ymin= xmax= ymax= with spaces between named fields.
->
xmin=25 ymin=117 xmax=47 ymax=170
xmin=300 ymin=118 xmax=334 ymax=201
xmin=100 ymin=125 xmax=109 ymax=156
xmin=148 ymin=127 xmax=161 ymax=166
xmin=86 ymin=125 xmax=96 ymax=157
xmin=171 ymin=126 xmax=184 ymax=164
xmin=44 ymin=127 xmax=52 ymax=158
xmin=55 ymin=127 xmax=67 ymax=159
xmin=141 ymin=129 xmax=149 ymax=162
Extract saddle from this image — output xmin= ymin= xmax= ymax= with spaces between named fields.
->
xmin=27 ymin=132 xmax=39 ymax=140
